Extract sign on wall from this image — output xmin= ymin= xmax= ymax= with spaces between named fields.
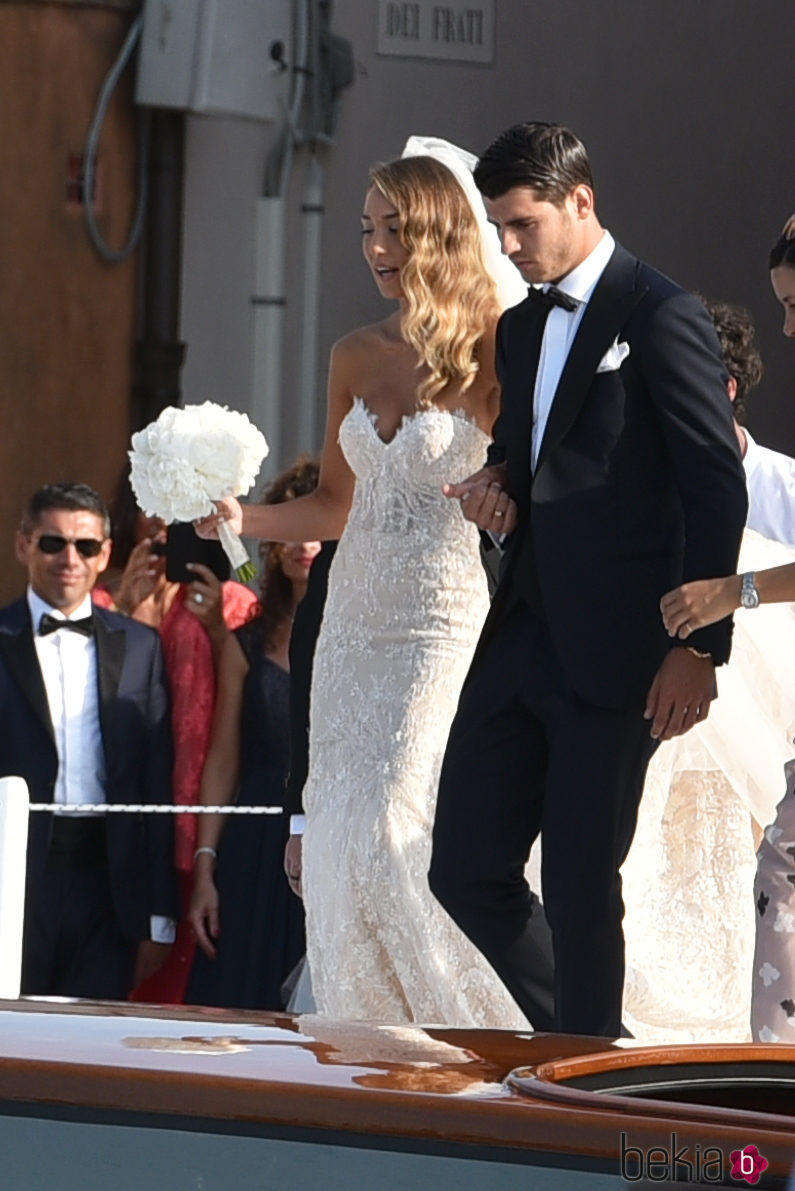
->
xmin=377 ymin=1 xmax=495 ymax=63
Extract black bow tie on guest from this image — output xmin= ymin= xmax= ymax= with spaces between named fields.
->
xmin=38 ymin=613 xmax=94 ymax=638
xmin=527 ymin=284 xmax=579 ymax=314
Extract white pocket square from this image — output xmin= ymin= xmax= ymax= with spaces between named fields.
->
xmin=597 ymin=339 xmax=630 ymax=372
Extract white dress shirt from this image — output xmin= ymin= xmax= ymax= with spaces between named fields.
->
xmin=743 ymin=430 xmax=795 ymax=548
xmin=531 ymin=231 xmax=616 ymax=470
xmin=28 ymin=587 xmax=174 ymax=944
xmin=29 ymin=588 xmax=105 ymax=813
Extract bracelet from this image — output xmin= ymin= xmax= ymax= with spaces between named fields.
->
xmin=193 ymin=846 xmax=217 ymax=864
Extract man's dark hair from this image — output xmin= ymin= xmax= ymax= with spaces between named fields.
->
xmin=20 ymin=482 xmax=111 ymax=537
xmin=703 ymin=299 xmax=763 ymax=424
xmin=474 ymin=122 xmax=595 ymax=203
xmin=769 ymin=233 xmax=795 ymax=271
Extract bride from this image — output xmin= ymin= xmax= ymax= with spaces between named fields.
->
xmin=202 ymin=142 xmax=554 ymax=1027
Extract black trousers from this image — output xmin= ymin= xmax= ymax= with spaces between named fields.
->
xmin=430 ymin=603 xmax=658 ymax=1038
xmin=21 ymin=817 xmax=136 ymax=1000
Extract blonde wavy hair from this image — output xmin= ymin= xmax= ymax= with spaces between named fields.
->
xmin=369 ymin=156 xmax=501 ymax=407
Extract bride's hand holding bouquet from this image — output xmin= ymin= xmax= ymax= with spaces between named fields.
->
xmin=194 ymin=495 xmax=244 ymax=540
xmin=129 ymin=402 xmax=267 ymax=582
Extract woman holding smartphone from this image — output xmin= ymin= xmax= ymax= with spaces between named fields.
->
xmin=94 ymin=465 xmax=258 ymax=1002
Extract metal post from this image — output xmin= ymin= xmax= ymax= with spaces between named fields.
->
xmin=0 ymin=778 xmax=29 ymax=999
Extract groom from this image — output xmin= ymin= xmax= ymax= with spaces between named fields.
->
xmin=431 ymin=122 xmax=748 ymax=1037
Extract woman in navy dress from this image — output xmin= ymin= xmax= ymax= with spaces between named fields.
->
xmin=187 ymin=459 xmax=320 ymax=1010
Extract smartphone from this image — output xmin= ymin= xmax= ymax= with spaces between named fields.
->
xmin=165 ymin=522 xmax=231 ymax=584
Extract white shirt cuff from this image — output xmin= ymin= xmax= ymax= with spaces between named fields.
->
xmin=150 ymin=915 xmax=177 ymax=944
xmin=290 ymin=814 xmax=306 ymax=836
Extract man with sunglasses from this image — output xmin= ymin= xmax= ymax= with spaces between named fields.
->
xmin=0 ymin=482 xmax=177 ymax=1000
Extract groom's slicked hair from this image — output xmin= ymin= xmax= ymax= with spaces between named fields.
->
xmin=474 ymin=122 xmax=595 ymax=204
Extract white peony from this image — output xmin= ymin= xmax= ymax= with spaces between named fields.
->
xmin=128 ymin=402 xmax=269 ymax=580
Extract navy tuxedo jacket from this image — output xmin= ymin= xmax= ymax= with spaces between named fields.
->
xmin=485 ymin=243 xmax=748 ymax=708
xmin=0 ymin=598 xmax=178 ymax=942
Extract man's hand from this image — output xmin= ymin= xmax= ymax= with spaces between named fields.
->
xmin=133 ymin=940 xmax=172 ymax=987
xmin=644 ymin=648 xmax=716 ymax=741
xmin=284 ymin=834 xmax=303 ymax=899
xmin=443 ymin=465 xmax=518 ymax=534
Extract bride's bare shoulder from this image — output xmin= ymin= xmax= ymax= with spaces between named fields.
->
xmin=332 ymin=318 xmax=400 ymax=364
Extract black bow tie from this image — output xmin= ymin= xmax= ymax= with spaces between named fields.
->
xmin=39 ymin=613 xmax=94 ymax=638
xmin=527 ymin=284 xmax=578 ymax=314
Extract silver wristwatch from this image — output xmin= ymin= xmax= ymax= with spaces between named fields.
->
xmin=740 ymin=571 xmax=760 ymax=609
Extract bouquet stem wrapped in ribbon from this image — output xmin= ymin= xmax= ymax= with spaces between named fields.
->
xmin=128 ymin=402 xmax=269 ymax=583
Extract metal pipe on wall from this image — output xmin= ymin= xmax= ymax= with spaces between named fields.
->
xmin=133 ymin=109 xmax=187 ymax=429
xmin=251 ymin=196 xmax=288 ymax=476
xmin=247 ymin=0 xmax=310 ymax=472
xmin=296 ymin=154 xmax=325 ymax=453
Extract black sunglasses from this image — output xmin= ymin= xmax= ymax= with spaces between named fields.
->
xmin=34 ymin=534 xmax=105 ymax=559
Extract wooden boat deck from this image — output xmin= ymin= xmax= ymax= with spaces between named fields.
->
xmin=0 ymin=999 xmax=792 ymax=1188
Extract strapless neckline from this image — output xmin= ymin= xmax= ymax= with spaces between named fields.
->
xmin=351 ymin=395 xmax=487 ymax=447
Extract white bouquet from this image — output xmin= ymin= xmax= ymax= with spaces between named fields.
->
xmin=129 ymin=401 xmax=269 ymax=582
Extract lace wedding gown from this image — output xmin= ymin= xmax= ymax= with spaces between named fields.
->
xmin=301 ymin=397 xmax=530 ymax=1028
xmin=621 ymin=531 xmax=795 ymax=1042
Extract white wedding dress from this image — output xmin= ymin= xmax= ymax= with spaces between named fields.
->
xmin=301 ymin=397 xmax=530 ymax=1028
xmin=621 ymin=530 xmax=795 ymax=1042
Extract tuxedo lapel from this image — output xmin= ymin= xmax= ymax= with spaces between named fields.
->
xmin=93 ymin=612 xmax=126 ymax=769
xmin=0 ymin=602 xmax=55 ymax=748
xmin=535 ymin=245 xmax=647 ymax=475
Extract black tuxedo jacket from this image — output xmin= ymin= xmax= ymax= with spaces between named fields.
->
xmin=485 ymin=242 xmax=748 ymax=708
xmin=0 ymin=599 xmax=178 ymax=941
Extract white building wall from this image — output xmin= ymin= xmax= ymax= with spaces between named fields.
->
xmin=178 ymin=1 xmax=795 ymax=474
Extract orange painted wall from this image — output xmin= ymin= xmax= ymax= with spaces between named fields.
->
xmin=0 ymin=2 xmax=139 ymax=602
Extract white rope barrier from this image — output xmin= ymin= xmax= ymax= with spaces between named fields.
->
xmin=1 ymin=787 xmax=288 ymax=1000
xmin=27 ymin=804 xmax=284 ymax=815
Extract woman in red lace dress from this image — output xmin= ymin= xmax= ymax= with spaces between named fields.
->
xmin=94 ymin=466 xmax=257 ymax=1002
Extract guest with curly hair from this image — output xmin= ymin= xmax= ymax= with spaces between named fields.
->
xmin=702 ymin=297 xmax=795 ymax=547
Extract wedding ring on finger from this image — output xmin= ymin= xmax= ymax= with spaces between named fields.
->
xmin=495 ymin=509 xmax=504 ymax=518
xmin=194 ymin=592 xmax=204 ymax=605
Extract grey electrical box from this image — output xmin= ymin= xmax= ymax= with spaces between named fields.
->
xmin=135 ymin=0 xmax=292 ymax=122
